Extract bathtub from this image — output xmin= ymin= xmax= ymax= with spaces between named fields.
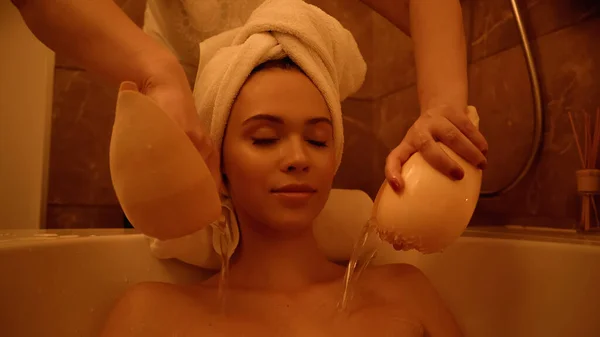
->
xmin=1 ymin=228 xmax=599 ymax=337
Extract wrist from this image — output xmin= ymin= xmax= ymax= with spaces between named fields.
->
xmin=421 ymin=103 xmax=465 ymax=115
xmin=419 ymin=93 xmax=466 ymax=116
xmin=135 ymin=46 xmax=188 ymax=91
xmin=417 ymin=81 xmax=467 ymax=115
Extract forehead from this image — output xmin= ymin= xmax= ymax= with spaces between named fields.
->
xmin=228 ymin=68 xmax=330 ymax=125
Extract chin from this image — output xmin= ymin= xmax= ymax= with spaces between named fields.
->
xmin=261 ymin=207 xmax=320 ymax=234
xmin=233 ymin=191 xmax=328 ymax=235
xmin=233 ymin=202 xmax=316 ymax=236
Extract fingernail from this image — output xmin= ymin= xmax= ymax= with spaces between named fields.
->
xmin=477 ymin=161 xmax=487 ymax=170
xmin=451 ymin=168 xmax=464 ymax=180
xmin=119 ymin=81 xmax=138 ymax=92
xmin=389 ymin=177 xmax=401 ymax=191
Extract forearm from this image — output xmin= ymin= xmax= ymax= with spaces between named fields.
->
xmin=410 ymin=0 xmax=468 ymax=113
xmin=12 ymin=0 xmax=181 ymax=88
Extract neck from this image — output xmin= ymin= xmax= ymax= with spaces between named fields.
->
xmin=226 ymin=218 xmax=344 ymax=292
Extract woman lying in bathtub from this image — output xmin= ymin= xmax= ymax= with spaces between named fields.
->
xmin=100 ymin=58 xmax=461 ymax=337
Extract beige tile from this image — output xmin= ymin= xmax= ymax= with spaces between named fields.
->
xmin=306 ymin=0 xmax=374 ymax=99
xmin=48 ymin=69 xmax=119 ymax=205
xmin=308 ymin=0 xmax=415 ymax=100
xmin=373 ymin=85 xmax=420 ymax=150
xmin=473 ymin=18 xmax=600 ymax=226
xmin=355 ymin=86 xmax=422 ymax=198
xmin=366 ymin=11 xmax=415 ymax=100
xmin=468 ymin=39 xmax=535 ymax=193
xmin=334 ymin=98 xmax=387 ymax=198
xmin=46 ymin=205 xmax=124 ymax=229
xmin=466 ymin=0 xmax=599 ymax=62
xmin=117 ymin=0 xmax=148 ymax=27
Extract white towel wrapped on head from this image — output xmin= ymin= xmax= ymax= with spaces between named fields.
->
xmin=193 ymin=0 xmax=367 ymax=171
xmin=148 ymin=0 xmax=369 ymax=269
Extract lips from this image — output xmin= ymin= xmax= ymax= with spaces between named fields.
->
xmin=271 ymin=184 xmax=317 ymax=193
xmin=271 ymin=184 xmax=316 ymax=206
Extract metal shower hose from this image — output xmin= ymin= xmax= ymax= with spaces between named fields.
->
xmin=479 ymin=0 xmax=544 ymax=197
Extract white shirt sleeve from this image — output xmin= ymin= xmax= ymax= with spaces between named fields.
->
xmin=142 ymin=0 xmax=200 ymax=87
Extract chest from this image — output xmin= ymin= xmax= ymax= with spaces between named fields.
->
xmin=178 ymin=302 xmax=424 ymax=337
xmin=145 ymin=282 xmax=424 ymax=337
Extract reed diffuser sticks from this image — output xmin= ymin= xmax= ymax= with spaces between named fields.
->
xmin=568 ymin=108 xmax=600 ymax=231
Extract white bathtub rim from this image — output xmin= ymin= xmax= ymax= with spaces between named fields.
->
xmin=1 ymin=227 xmax=599 ymax=251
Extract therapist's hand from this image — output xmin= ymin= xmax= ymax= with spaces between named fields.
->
xmin=384 ymin=105 xmax=488 ymax=191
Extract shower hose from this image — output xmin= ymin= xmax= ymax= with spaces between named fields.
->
xmin=479 ymin=0 xmax=544 ymax=197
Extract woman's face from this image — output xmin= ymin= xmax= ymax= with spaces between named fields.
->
xmin=222 ymin=67 xmax=336 ymax=236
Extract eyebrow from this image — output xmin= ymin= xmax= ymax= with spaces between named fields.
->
xmin=242 ymin=114 xmax=332 ymax=126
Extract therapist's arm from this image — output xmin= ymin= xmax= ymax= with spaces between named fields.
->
xmin=358 ymin=0 xmax=487 ymax=190
xmin=358 ymin=0 xmax=467 ymax=113
xmin=11 ymin=0 xmax=223 ymax=228
xmin=11 ymin=0 xmax=181 ymax=89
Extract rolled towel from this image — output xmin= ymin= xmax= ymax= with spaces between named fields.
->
xmin=148 ymin=199 xmax=240 ymax=270
xmin=149 ymin=188 xmax=375 ymax=270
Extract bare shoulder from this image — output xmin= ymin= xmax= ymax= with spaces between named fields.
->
xmin=99 ymin=282 xmax=194 ymax=337
xmin=123 ymin=281 xmax=184 ymax=298
xmin=372 ymin=262 xmax=425 ymax=277
xmin=369 ymin=263 xmax=442 ymax=306
xmin=112 ymin=281 xmax=188 ymax=311
xmin=366 ymin=263 xmax=431 ymax=288
xmin=357 ymin=263 xmax=435 ymax=309
xmin=365 ymin=264 xmax=463 ymax=337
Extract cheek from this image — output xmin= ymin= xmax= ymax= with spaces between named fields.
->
xmin=223 ymin=142 xmax=272 ymax=194
xmin=313 ymin=150 xmax=337 ymax=184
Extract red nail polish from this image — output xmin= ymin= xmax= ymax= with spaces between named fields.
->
xmin=451 ymin=169 xmax=464 ymax=180
xmin=389 ymin=178 xmax=401 ymax=191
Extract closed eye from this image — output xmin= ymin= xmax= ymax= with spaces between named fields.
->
xmin=308 ymin=140 xmax=327 ymax=147
xmin=252 ymin=138 xmax=327 ymax=147
xmin=252 ymin=138 xmax=278 ymax=146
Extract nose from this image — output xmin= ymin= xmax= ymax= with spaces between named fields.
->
xmin=280 ymin=136 xmax=310 ymax=173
